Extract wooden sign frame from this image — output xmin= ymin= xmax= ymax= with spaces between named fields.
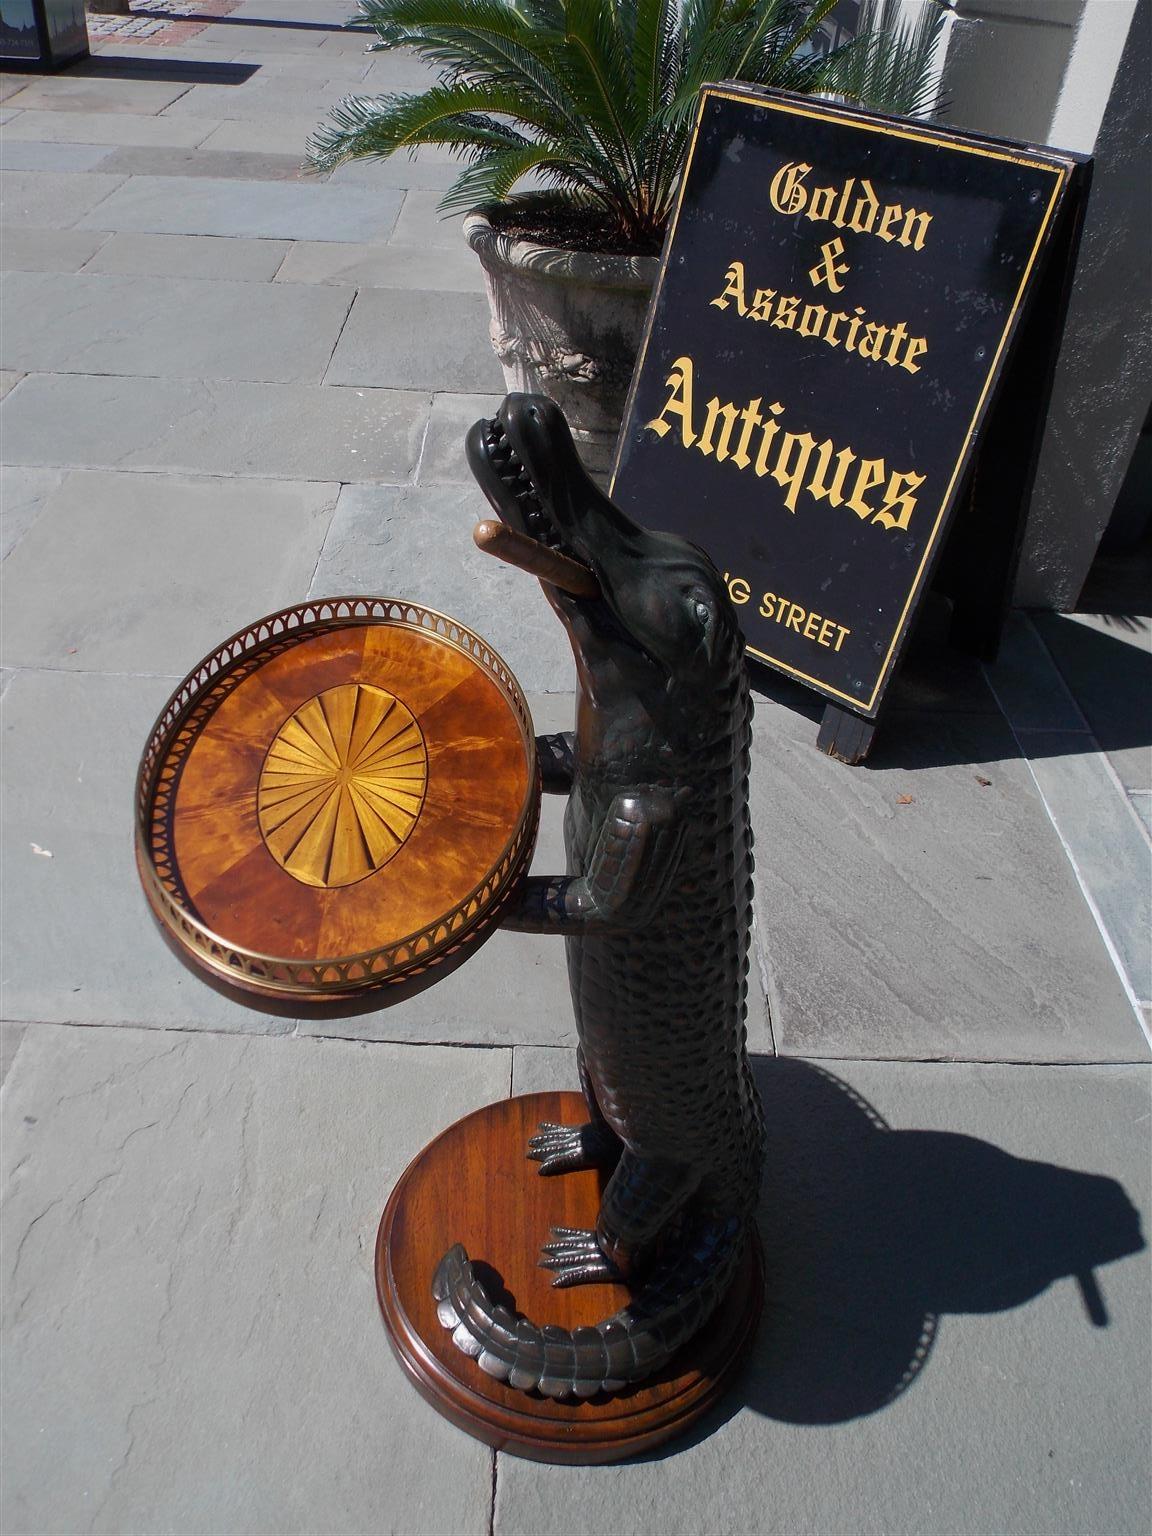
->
xmin=610 ymin=85 xmax=1090 ymax=762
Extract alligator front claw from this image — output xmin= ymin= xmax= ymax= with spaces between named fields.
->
xmin=539 ymin=1226 xmax=623 ymax=1288
xmin=527 ymin=1121 xmax=619 ymax=1175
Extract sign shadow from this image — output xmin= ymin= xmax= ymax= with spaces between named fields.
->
xmin=747 ymin=606 xmax=1152 ymax=772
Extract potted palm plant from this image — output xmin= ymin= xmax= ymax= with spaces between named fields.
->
xmin=311 ymin=0 xmax=947 ymax=472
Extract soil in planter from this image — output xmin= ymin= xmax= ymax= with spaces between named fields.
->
xmin=486 ymin=201 xmax=664 ymax=259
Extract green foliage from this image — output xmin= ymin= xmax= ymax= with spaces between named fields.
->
xmin=835 ymin=0 xmax=950 ymax=120
xmin=310 ymin=0 xmax=948 ymax=251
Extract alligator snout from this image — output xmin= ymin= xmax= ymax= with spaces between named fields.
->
xmin=466 ymin=406 xmax=600 ymax=599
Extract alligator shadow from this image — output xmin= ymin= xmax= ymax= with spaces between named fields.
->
xmin=717 ymin=1058 xmax=1146 ymax=1429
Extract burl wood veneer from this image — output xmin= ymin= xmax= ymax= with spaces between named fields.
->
xmin=135 ymin=601 xmax=538 ymax=1010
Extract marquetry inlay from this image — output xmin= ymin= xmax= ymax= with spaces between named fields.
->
xmin=258 ymin=683 xmax=427 ymax=888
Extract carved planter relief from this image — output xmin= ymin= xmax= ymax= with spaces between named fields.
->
xmin=464 ymin=210 xmax=659 ymax=479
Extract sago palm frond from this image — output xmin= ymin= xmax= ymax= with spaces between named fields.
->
xmin=826 ymin=0 xmax=951 ymax=119
xmin=309 ymin=84 xmax=535 ymax=169
xmin=311 ymin=0 xmax=949 ymax=251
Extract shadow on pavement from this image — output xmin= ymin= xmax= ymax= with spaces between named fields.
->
xmin=70 ymin=54 xmax=257 ymax=84
xmin=735 ymin=1058 xmax=1145 ymax=1426
xmin=130 ymin=8 xmax=371 ymax=30
xmin=1030 ymin=610 xmax=1152 ymax=759
xmin=747 ymin=655 xmax=1027 ymax=774
xmin=749 ymin=617 xmax=1152 ymax=771
xmin=633 ymin=1058 xmax=1143 ymax=1461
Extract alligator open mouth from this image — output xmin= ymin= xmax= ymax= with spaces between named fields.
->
xmin=468 ymin=411 xmax=600 ymax=600
xmin=480 ymin=414 xmax=561 ymax=548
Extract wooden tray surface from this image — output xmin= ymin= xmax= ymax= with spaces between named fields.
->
xmin=136 ymin=600 xmax=538 ymax=1003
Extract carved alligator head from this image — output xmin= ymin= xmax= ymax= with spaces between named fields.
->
xmin=466 ymin=394 xmax=742 ymax=750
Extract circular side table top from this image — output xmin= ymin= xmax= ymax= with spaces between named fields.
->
xmin=136 ymin=600 xmax=538 ymax=1009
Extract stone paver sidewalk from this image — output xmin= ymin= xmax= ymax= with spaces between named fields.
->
xmin=2 ymin=4 xmax=1149 ymax=1533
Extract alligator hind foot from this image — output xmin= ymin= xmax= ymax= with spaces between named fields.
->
xmin=527 ymin=1120 xmax=620 ymax=1175
xmin=539 ymin=1227 xmax=624 ymax=1288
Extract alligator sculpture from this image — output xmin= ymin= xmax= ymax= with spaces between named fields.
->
xmin=432 ymin=395 xmax=765 ymax=1399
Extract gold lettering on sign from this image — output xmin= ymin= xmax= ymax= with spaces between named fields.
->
xmin=646 ymin=355 xmax=698 ymax=447
xmin=808 ymin=237 xmax=849 ymax=293
xmin=709 ymin=260 xmax=929 ymax=373
xmin=646 ymin=356 xmax=926 ymax=533
xmin=768 ymin=162 xmax=933 ymax=251
xmin=768 ymin=160 xmax=812 ymax=216
xmin=759 ymin=592 xmax=852 ymax=652
xmin=726 ymin=573 xmax=854 ymax=652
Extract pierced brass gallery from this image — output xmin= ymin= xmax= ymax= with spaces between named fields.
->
xmin=645 ymin=356 xmax=926 ymax=534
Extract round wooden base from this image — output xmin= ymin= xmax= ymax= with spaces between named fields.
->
xmin=376 ymin=1092 xmax=763 ymax=1464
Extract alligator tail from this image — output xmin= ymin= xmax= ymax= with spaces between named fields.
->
xmin=432 ymin=1220 xmax=746 ymax=1399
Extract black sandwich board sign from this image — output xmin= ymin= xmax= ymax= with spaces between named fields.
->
xmin=611 ymin=85 xmax=1090 ymax=762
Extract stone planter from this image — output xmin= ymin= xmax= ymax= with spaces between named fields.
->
xmin=464 ymin=210 xmax=660 ymax=479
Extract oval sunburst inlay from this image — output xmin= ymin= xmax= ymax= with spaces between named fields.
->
xmin=258 ymin=683 xmax=427 ymax=888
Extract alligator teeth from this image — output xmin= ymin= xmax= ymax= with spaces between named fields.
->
xmin=482 ymin=429 xmax=573 ymax=556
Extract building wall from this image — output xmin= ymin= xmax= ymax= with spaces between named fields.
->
xmin=1049 ymin=0 xmax=1139 ymax=150
xmin=939 ymin=0 xmax=1149 ymax=607
xmin=943 ymin=1 xmax=1088 ymax=146
xmin=1019 ymin=0 xmax=1150 ymax=603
